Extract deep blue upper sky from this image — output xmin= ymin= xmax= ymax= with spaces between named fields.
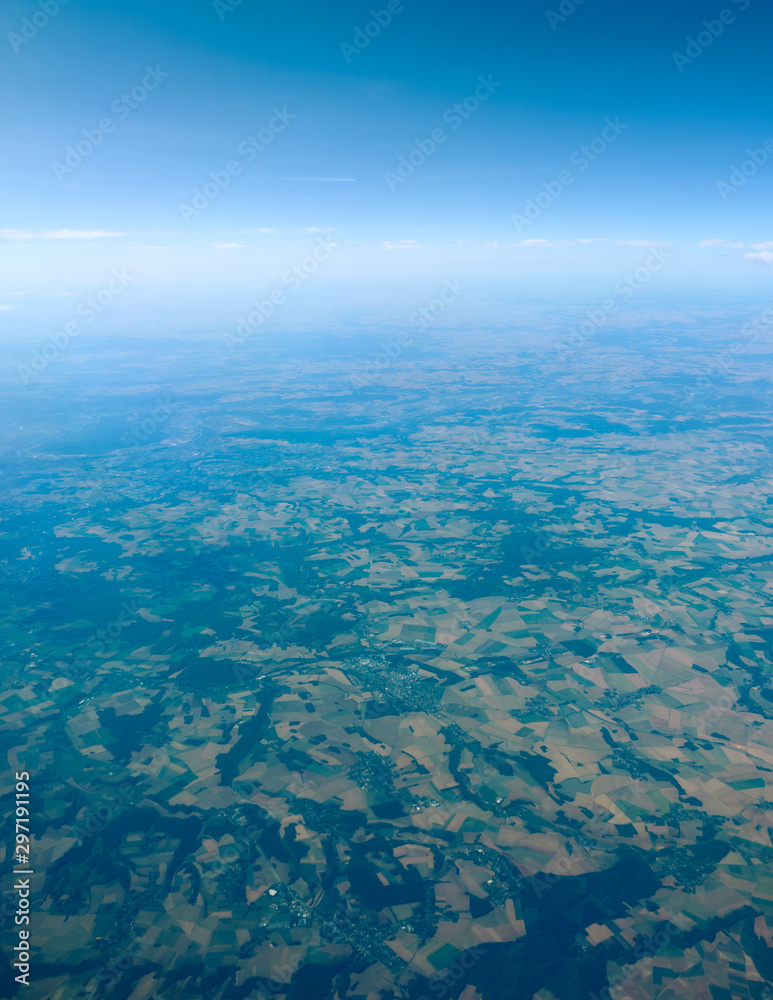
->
xmin=2 ymin=0 xmax=773 ymax=330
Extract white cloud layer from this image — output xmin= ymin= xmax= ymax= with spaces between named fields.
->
xmin=746 ymin=251 xmax=773 ymax=266
xmin=0 ymin=229 xmax=124 ymax=240
xmin=698 ymin=239 xmax=744 ymax=248
xmin=615 ymin=239 xmax=671 ymax=247
xmin=383 ymin=240 xmax=425 ymax=250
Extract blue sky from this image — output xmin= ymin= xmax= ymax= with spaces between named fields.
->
xmin=2 ymin=0 xmax=773 ymax=337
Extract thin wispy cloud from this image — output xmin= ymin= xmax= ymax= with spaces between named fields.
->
xmin=512 ymin=238 xmax=610 ymax=247
xmin=0 ymin=229 xmax=125 ymax=240
xmin=383 ymin=240 xmax=426 ymax=250
xmin=699 ymin=239 xmax=744 ymax=248
xmin=0 ymin=290 xmax=77 ymax=297
xmin=615 ymin=239 xmax=671 ymax=247
xmin=251 ymin=227 xmax=334 ymax=235
xmin=458 ymin=238 xmax=612 ymax=248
